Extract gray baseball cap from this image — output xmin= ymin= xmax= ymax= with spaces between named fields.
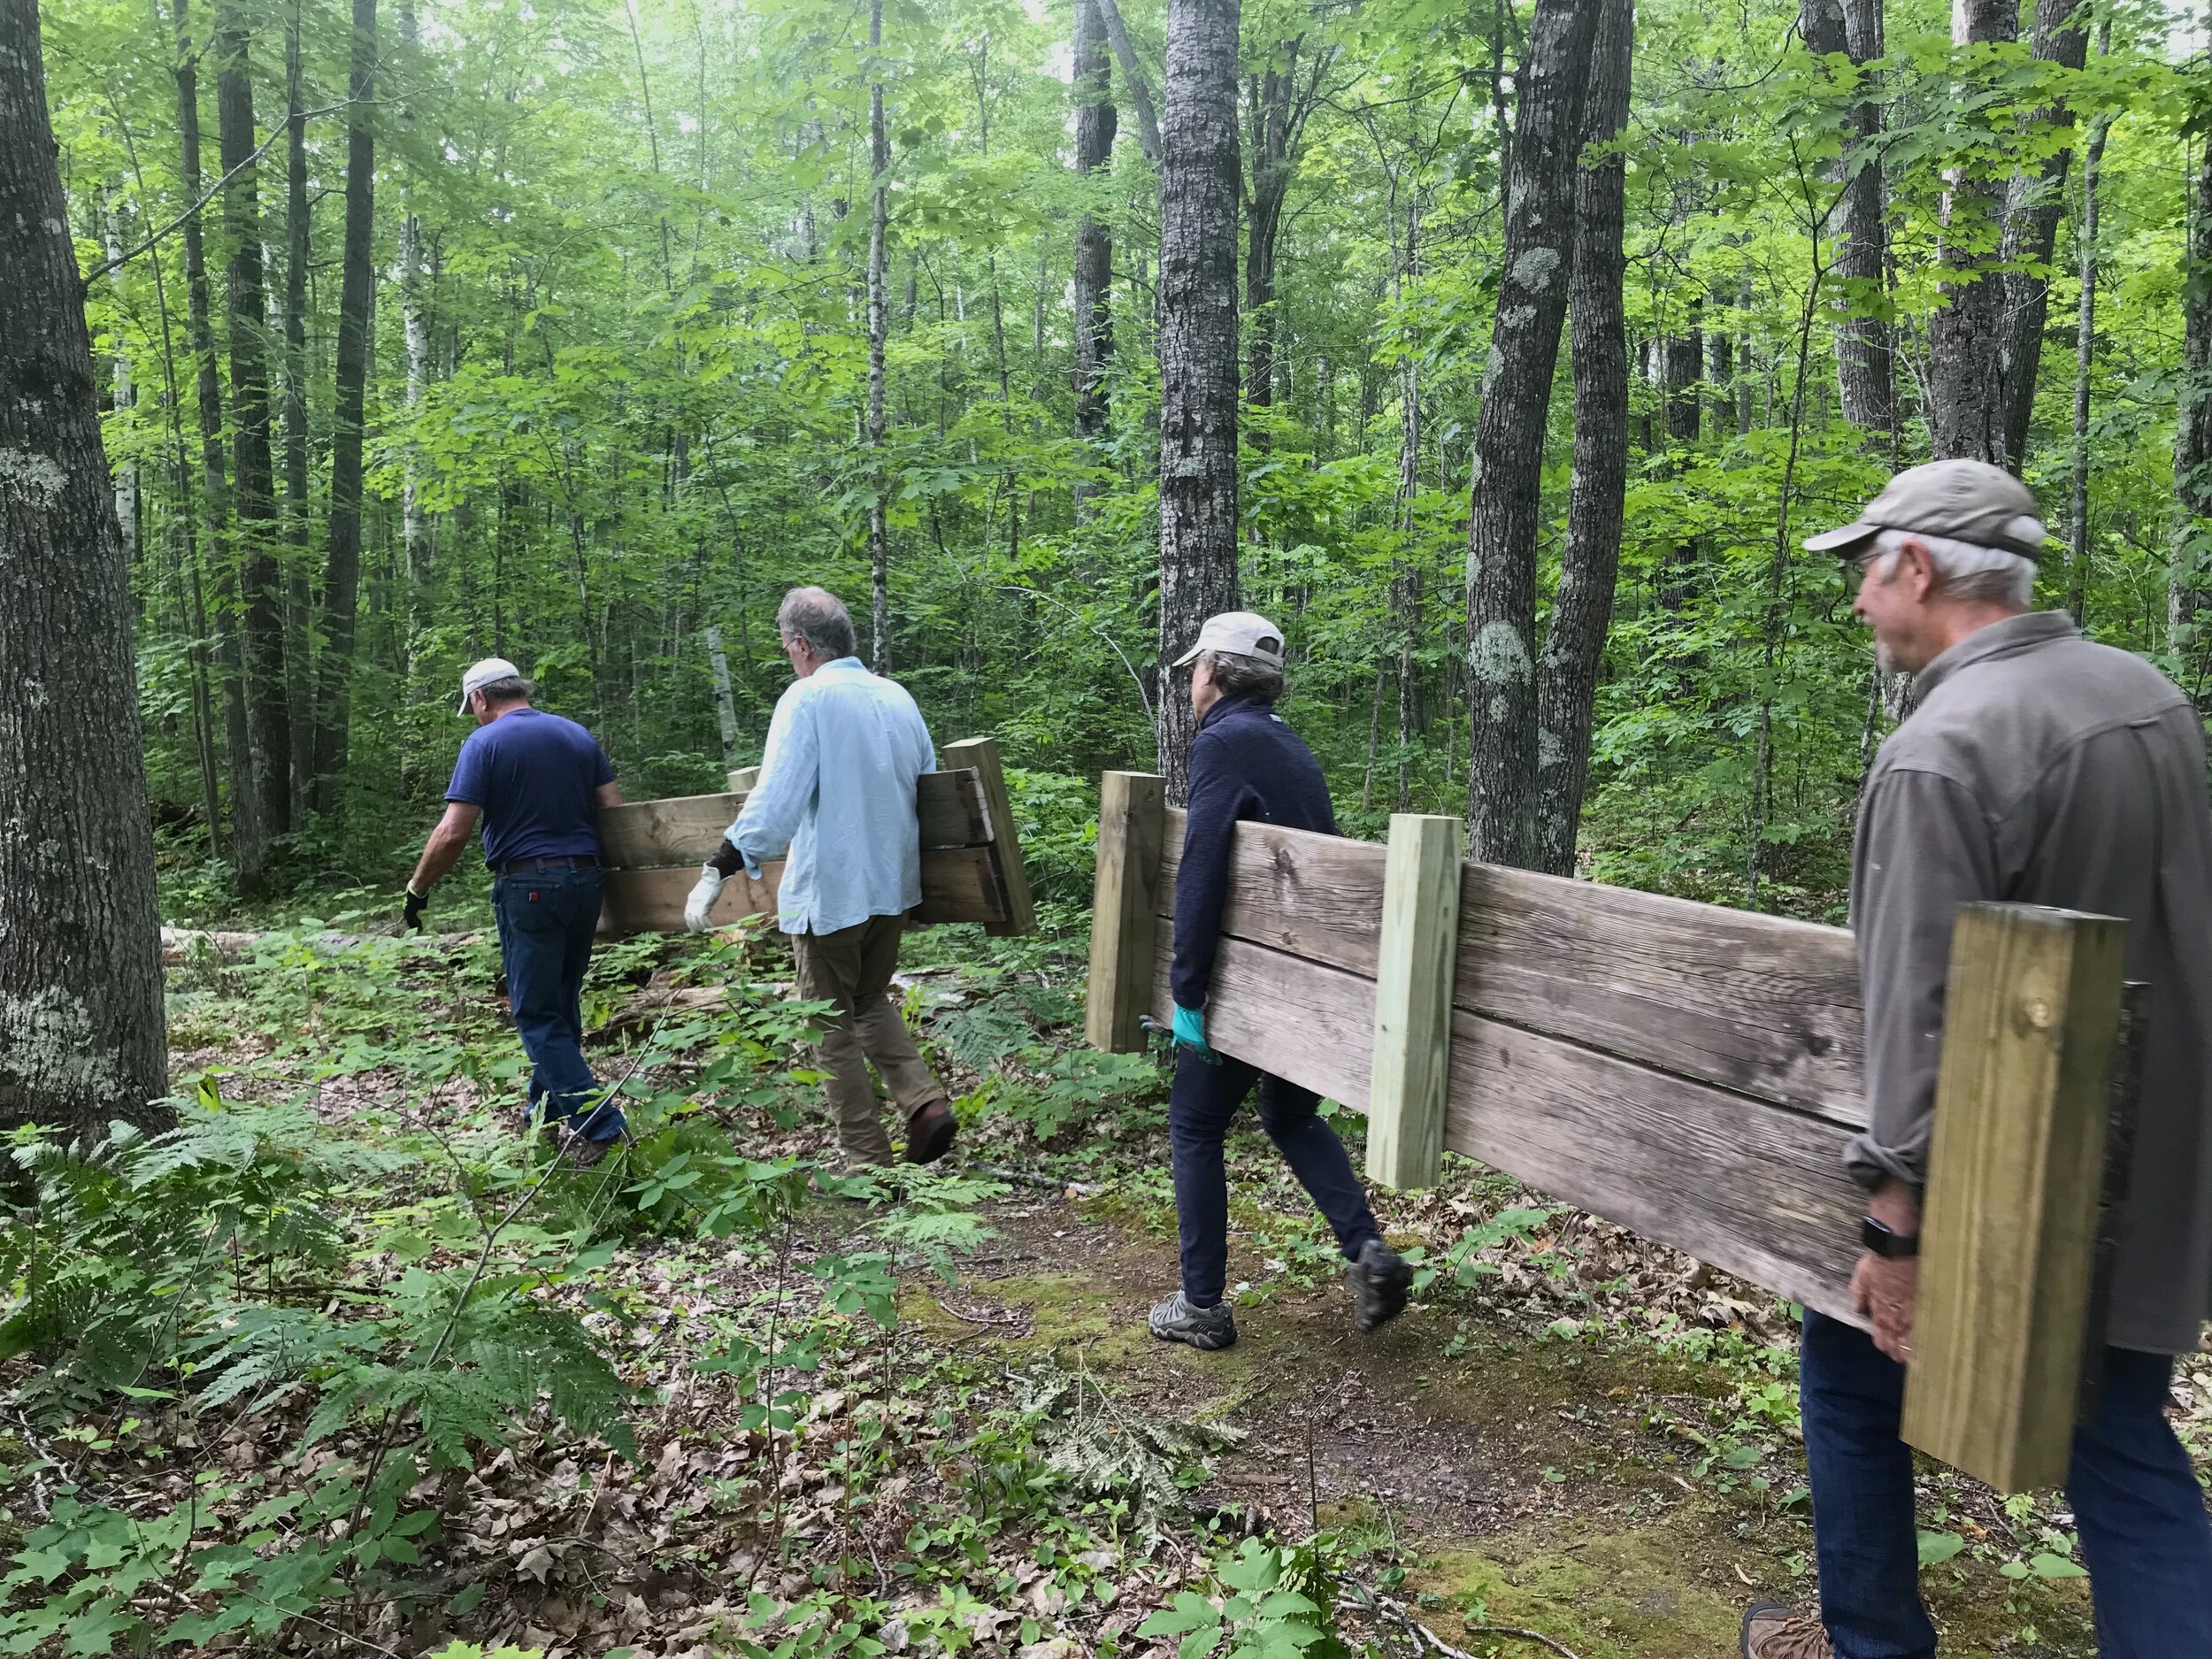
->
xmin=1171 ymin=611 xmax=1287 ymax=671
xmin=457 ymin=656 xmax=523 ymax=713
xmin=1803 ymin=458 xmax=2052 ymax=562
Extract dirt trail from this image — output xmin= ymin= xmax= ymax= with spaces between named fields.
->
xmin=903 ymin=1192 xmax=2102 ymax=1659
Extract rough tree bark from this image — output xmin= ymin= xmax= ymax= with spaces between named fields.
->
xmin=0 ymin=0 xmax=172 ymax=1139
xmin=1532 ymin=0 xmax=1632 ymax=877
xmin=1072 ymin=0 xmax=1117 ymax=479
xmin=281 ymin=0 xmax=313 ymax=820
xmin=2067 ymin=20 xmax=2110 ymax=625
xmin=1242 ymin=39 xmax=1313 ymax=442
xmin=866 ymin=0 xmax=890 ymax=670
xmin=1463 ymin=0 xmax=1605 ymax=866
xmin=1996 ymin=0 xmax=2090 ymax=468
xmin=214 ymin=0 xmax=292 ymax=870
xmin=2168 ymin=102 xmax=2212 ymax=689
xmin=313 ymin=0 xmax=375 ymax=809
xmin=1925 ymin=0 xmax=2019 ymax=467
xmin=1804 ymin=0 xmax=1893 ymax=438
xmin=1094 ymin=0 xmax=1162 ymax=169
xmin=1156 ymin=0 xmax=1242 ymax=801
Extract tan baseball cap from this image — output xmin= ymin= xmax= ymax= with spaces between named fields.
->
xmin=1803 ymin=458 xmax=2052 ymax=562
xmin=1171 ymin=611 xmax=1287 ymax=671
xmin=457 ymin=657 xmax=523 ymax=713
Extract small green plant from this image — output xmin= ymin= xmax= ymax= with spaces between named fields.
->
xmin=1137 ymin=1537 xmax=1348 ymax=1659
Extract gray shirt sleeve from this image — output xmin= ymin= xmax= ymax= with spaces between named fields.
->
xmin=1847 ymin=765 xmax=2000 ymax=1191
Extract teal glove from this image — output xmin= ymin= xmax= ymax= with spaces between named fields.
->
xmin=1171 ymin=1003 xmax=1222 ymax=1065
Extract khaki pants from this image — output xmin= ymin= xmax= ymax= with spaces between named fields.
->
xmin=791 ymin=913 xmax=944 ymax=1165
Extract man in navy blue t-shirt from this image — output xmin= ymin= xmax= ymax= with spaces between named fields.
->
xmin=404 ymin=657 xmax=627 ymax=1164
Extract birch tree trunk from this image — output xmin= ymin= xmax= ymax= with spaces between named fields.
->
xmin=1463 ymin=0 xmax=1604 ymax=866
xmin=1072 ymin=0 xmax=1117 ymax=480
xmin=1925 ymin=0 xmax=2018 ymax=467
xmin=1156 ymin=0 xmax=1242 ymax=801
xmin=1532 ymin=0 xmax=1632 ymax=877
xmin=867 ymin=0 xmax=891 ymax=671
xmin=314 ymin=0 xmax=375 ymax=810
xmin=0 ymin=0 xmax=171 ymax=1139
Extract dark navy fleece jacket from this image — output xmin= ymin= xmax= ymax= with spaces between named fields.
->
xmin=1171 ymin=692 xmax=1337 ymax=1010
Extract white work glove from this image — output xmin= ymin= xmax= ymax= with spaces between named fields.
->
xmin=683 ymin=865 xmax=726 ymax=933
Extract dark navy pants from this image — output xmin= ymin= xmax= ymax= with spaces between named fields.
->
xmin=1168 ymin=1048 xmax=1381 ymax=1308
xmin=492 ymin=867 xmax=624 ymax=1143
xmin=1801 ymin=1308 xmax=2212 ymax=1658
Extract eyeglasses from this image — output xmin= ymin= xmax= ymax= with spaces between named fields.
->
xmin=1843 ymin=548 xmax=1895 ymax=592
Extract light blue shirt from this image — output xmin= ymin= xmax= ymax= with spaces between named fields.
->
xmin=727 ymin=658 xmax=938 ymax=936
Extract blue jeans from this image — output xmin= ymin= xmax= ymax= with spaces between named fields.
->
xmin=1800 ymin=1309 xmax=2212 ymax=1658
xmin=492 ymin=867 xmax=624 ymax=1143
xmin=1168 ymin=1049 xmax=1382 ymax=1307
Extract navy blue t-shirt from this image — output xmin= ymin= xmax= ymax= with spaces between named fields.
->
xmin=445 ymin=708 xmax=615 ymax=868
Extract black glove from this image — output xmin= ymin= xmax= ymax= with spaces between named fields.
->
xmin=403 ymin=886 xmax=427 ymax=932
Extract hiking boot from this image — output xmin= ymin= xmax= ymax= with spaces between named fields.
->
xmin=565 ymin=1132 xmax=613 ymax=1171
xmin=1348 ymin=1238 xmax=1413 ymax=1333
xmin=1741 ymin=1603 xmax=1832 ymax=1659
xmin=904 ymin=1098 xmax=957 ymax=1165
xmin=1148 ymin=1291 xmax=1238 ymax=1351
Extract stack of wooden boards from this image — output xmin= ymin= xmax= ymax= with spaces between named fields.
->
xmin=596 ymin=736 xmax=1035 ymax=937
xmin=1085 ymin=773 xmax=2131 ymax=1494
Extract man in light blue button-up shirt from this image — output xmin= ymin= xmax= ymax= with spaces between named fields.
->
xmin=683 ymin=588 xmax=956 ymax=1168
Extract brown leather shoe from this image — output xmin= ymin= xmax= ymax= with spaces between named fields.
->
xmin=903 ymin=1098 xmax=956 ymax=1165
xmin=1741 ymin=1603 xmax=1832 ymax=1659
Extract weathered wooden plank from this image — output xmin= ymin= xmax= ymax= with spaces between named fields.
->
xmin=1366 ymin=816 xmax=1462 ymax=1191
xmin=599 ymin=771 xmax=993 ymax=869
xmin=1442 ymin=1010 xmax=1865 ymax=1326
xmin=1148 ymin=928 xmax=1375 ymax=1112
xmin=1086 ymin=772 xmax=1167 ymax=1053
xmin=1153 ymin=812 xmax=1863 ymax=1124
xmin=1146 ymin=918 xmax=1864 ymax=1325
xmin=1901 ymin=903 xmax=2126 ymax=1493
xmin=943 ymin=737 xmax=1036 ymax=937
xmin=599 ymin=845 xmax=1008 ymax=934
xmin=726 ymin=765 xmax=759 ymax=794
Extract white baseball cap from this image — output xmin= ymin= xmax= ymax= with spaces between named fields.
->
xmin=1171 ymin=611 xmax=1286 ymax=671
xmin=457 ymin=657 xmax=523 ymax=714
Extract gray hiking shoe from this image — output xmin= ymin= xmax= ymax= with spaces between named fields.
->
xmin=1741 ymin=1603 xmax=1832 ymax=1659
xmin=1148 ymin=1292 xmax=1238 ymax=1351
xmin=1348 ymin=1238 xmax=1413 ymax=1333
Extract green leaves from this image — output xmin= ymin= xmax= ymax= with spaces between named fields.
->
xmin=1135 ymin=1540 xmax=1335 ymax=1659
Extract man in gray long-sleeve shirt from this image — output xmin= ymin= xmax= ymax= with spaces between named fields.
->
xmin=1743 ymin=461 xmax=2212 ymax=1659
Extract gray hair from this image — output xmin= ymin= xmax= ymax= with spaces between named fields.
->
xmin=475 ymin=675 xmax=533 ymax=704
xmin=1870 ymin=528 xmax=2035 ymax=611
xmin=777 ymin=587 xmax=858 ymax=660
xmin=1202 ymin=649 xmax=1286 ymax=703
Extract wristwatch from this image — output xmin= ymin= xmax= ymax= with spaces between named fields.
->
xmin=1861 ymin=1215 xmax=1920 ymax=1258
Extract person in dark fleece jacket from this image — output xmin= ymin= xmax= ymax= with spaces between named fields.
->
xmin=1149 ymin=611 xmax=1413 ymax=1352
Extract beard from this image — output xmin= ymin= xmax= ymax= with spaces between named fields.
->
xmin=1874 ymin=637 xmax=1899 ymax=676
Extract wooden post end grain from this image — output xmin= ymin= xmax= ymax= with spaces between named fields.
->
xmin=1901 ymin=902 xmax=2127 ymax=1493
xmin=726 ymin=765 xmax=759 ymax=794
xmin=943 ymin=736 xmax=1036 ymax=937
xmin=1087 ymin=771 xmax=1167 ymax=1053
xmin=1365 ymin=813 xmax=1463 ymax=1191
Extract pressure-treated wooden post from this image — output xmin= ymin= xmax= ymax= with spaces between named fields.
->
xmin=1365 ymin=814 xmax=1463 ymax=1190
xmin=726 ymin=765 xmax=759 ymax=794
xmin=1901 ymin=902 xmax=2127 ymax=1493
xmin=943 ymin=736 xmax=1036 ymax=937
xmin=1086 ymin=771 xmax=1167 ymax=1052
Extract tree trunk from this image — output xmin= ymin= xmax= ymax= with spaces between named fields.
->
xmin=398 ymin=0 xmax=430 ymax=644
xmin=100 ymin=197 xmax=139 ymax=571
xmin=1463 ymin=0 xmax=1604 ymax=866
xmin=1394 ymin=197 xmax=1422 ymax=811
xmin=314 ymin=0 xmax=375 ymax=810
xmin=2068 ymin=21 xmax=2110 ymax=626
xmin=282 ymin=0 xmax=314 ymax=822
xmin=866 ymin=0 xmax=890 ymax=671
xmin=1156 ymin=0 xmax=1242 ymax=801
xmin=1094 ymin=0 xmax=1162 ymax=170
xmin=704 ymin=623 xmax=740 ymax=772
xmin=1072 ymin=0 xmax=1116 ymax=477
xmin=1925 ymin=0 xmax=2018 ymax=467
xmin=0 ymin=0 xmax=172 ymax=1139
xmin=215 ymin=0 xmax=292 ymax=872
xmin=2169 ymin=102 xmax=2212 ymax=690
xmin=1805 ymin=0 xmax=1893 ymax=438
xmin=1532 ymin=0 xmax=1632 ymax=878
xmin=1996 ymin=0 xmax=2090 ymax=468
